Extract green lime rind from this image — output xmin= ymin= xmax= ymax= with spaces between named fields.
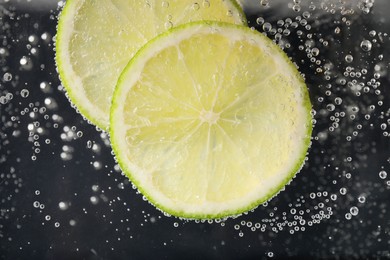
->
xmin=229 ymin=0 xmax=248 ymax=25
xmin=55 ymin=0 xmax=247 ymax=132
xmin=110 ymin=21 xmax=313 ymax=220
xmin=55 ymin=0 xmax=108 ymax=131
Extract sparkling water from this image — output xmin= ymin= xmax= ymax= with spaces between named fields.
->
xmin=0 ymin=0 xmax=389 ymax=258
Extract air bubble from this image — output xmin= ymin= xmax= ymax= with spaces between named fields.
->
xmin=302 ymin=11 xmax=310 ymax=19
xmin=358 ymin=195 xmax=366 ymax=204
xmin=6 ymin=93 xmax=15 ymax=102
xmin=58 ymin=201 xmax=69 ymax=210
xmin=41 ymin=32 xmax=51 ymax=42
xmin=93 ymin=161 xmax=102 ymax=170
xmin=360 ymin=40 xmax=372 ymax=52
xmin=92 ymin=185 xmax=99 ymax=192
xmin=256 ymin=17 xmax=265 ymax=25
xmin=260 ymin=0 xmax=269 ymax=7
xmin=334 ymin=97 xmax=342 ymax=105
xmin=164 ymin=21 xmax=173 ymax=29
xmin=263 ymin=22 xmax=272 ymax=32
xmin=292 ymin=4 xmax=301 ymax=12
xmin=192 ymin=3 xmax=200 ymax=10
xmin=350 ymin=207 xmax=359 ymax=216
xmin=20 ymin=89 xmax=29 ymax=98
xmin=90 ymin=196 xmax=99 ymax=205
xmin=20 ymin=56 xmax=28 ymax=65
xmin=202 ymin=0 xmax=210 ymax=8
xmin=379 ymin=170 xmax=387 ymax=179
xmin=311 ymin=48 xmax=320 ymax=56
xmin=345 ymin=54 xmax=353 ymax=63
xmin=326 ymin=104 xmax=335 ymax=111
xmin=3 ymin=72 xmax=12 ymax=82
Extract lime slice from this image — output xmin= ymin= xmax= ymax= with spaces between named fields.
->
xmin=55 ymin=0 xmax=246 ymax=131
xmin=110 ymin=22 xmax=313 ymax=219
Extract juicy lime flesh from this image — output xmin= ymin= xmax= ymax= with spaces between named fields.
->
xmin=56 ymin=0 xmax=245 ymax=130
xmin=111 ymin=23 xmax=312 ymax=219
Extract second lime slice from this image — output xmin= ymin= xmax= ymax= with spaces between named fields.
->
xmin=56 ymin=0 xmax=246 ymax=130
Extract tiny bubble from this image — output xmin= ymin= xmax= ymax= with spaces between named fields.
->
xmin=3 ymin=72 xmax=12 ymax=82
xmin=345 ymin=54 xmax=353 ymax=63
xmin=360 ymin=40 xmax=372 ymax=52
xmin=20 ymin=89 xmax=29 ymax=98
xmin=350 ymin=207 xmax=359 ymax=216
xmin=379 ymin=170 xmax=387 ymax=179
xmin=358 ymin=195 xmax=366 ymax=203
xmin=256 ymin=17 xmax=265 ymax=25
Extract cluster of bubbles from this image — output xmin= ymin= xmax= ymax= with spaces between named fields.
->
xmin=231 ymin=195 xmax=334 ymax=236
xmin=32 ymin=190 xmax=61 ymax=228
xmin=225 ymin=0 xmax=389 ymax=241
